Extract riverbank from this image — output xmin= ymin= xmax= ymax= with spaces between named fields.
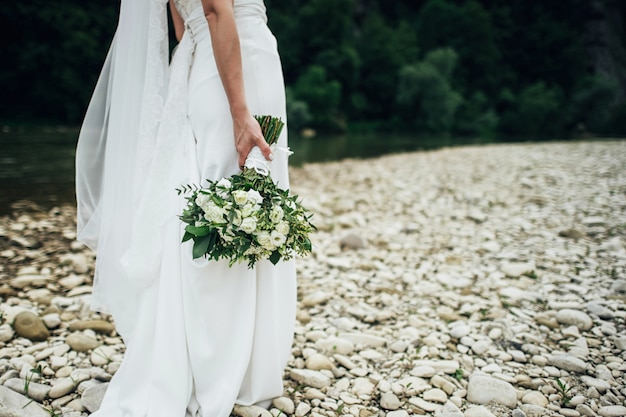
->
xmin=0 ymin=141 xmax=625 ymax=417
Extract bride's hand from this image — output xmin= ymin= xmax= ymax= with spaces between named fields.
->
xmin=234 ymin=113 xmax=273 ymax=168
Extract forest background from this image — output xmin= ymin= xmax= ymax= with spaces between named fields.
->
xmin=1 ymin=0 xmax=625 ymax=139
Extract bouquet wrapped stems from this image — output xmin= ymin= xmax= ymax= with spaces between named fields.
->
xmin=177 ymin=115 xmax=314 ymax=268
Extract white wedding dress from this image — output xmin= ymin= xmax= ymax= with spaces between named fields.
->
xmin=86 ymin=1 xmax=297 ymax=416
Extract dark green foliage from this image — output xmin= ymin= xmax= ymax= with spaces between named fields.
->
xmin=2 ymin=0 xmax=625 ymax=138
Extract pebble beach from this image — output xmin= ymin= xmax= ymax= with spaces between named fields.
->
xmin=0 ymin=140 xmax=625 ymax=417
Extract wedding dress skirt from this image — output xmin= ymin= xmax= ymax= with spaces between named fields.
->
xmin=90 ymin=2 xmax=296 ymax=416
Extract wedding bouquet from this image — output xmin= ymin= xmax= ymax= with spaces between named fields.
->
xmin=177 ymin=115 xmax=314 ymax=268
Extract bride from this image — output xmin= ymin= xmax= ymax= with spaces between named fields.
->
xmin=75 ymin=0 xmax=296 ymax=416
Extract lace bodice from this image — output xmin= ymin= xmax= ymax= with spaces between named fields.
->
xmin=173 ymin=0 xmax=202 ymax=21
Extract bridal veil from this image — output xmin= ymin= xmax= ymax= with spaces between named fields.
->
xmin=75 ymin=0 xmax=170 ymax=337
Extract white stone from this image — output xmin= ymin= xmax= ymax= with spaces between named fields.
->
xmin=449 ymin=325 xmax=471 ymax=339
xmin=556 ymin=309 xmax=593 ymax=331
xmin=289 ymin=369 xmax=332 ymax=389
xmin=351 ymin=378 xmax=375 ymax=396
xmin=0 ymin=385 xmax=49 ymax=417
xmin=547 ymin=355 xmax=587 ymax=373
xmin=339 ymin=332 xmax=386 ymax=348
xmin=0 ymin=323 xmax=15 ymax=342
xmin=598 ymin=406 xmax=626 ymax=417
xmin=380 ymin=392 xmax=401 ymax=410
xmin=49 ymin=377 xmax=77 ymax=399
xmin=42 ymin=313 xmax=62 ymax=329
xmin=434 ymin=401 xmax=463 ymax=417
xmin=411 ymin=365 xmax=436 ymax=378
xmin=466 ymin=373 xmax=517 ymax=408
xmin=233 ymin=405 xmax=272 ymax=417
xmin=471 ymin=340 xmax=491 ymax=355
xmin=501 ymin=263 xmax=533 ymax=278
xmin=423 ymin=388 xmax=448 ymax=403
xmin=295 ymin=402 xmax=311 ymax=417
xmin=386 ymin=411 xmax=409 ymax=417
xmin=315 ymin=337 xmax=354 ymax=355
xmin=521 ymin=391 xmax=548 ymax=407
xmin=464 ymin=406 xmax=497 ymax=417
xmin=580 ymin=376 xmax=611 ymax=393
xmin=81 ymin=383 xmax=107 ymax=413
xmin=305 ymin=354 xmax=333 ymax=371
xmin=272 ymin=397 xmax=296 ymax=415
xmin=409 ymin=396 xmax=440 ymax=412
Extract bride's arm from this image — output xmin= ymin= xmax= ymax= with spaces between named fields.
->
xmin=202 ymin=0 xmax=273 ymax=167
xmin=169 ymin=1 xmax=184 ymax=42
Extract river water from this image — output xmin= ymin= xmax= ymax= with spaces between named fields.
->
xmin=0 ymin=126 xmax=493 ymax=213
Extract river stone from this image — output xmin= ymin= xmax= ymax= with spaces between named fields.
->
xmin=295 ymin=402 xmax=311 ymax=417
xmin=501 ymin=263 xmax=533 ymax=278
xmin=556 ymin=309 xmax=593 ymax=331
xmin=408 ymin=397 xmax=439 ymax=412
xmin=352 ymin=378 xmax=375 ymax=396
xmin=272 ymin=397 xmax=295 ymax=415
xmin=464 ymin=406 xmax=497 ymax=417
xmin=339 ymin=332 xmax=386 ymax=348
xmin=13 ymin=311 xmax=50 ymax=341
xmin=412 ymin=360 xmax=459 ymax=374
xmin=434 ymin=401 xmax=463 ymax=417
xmin=10 ymin=275 xmax=51 ymax=289
xmin=305 ymin=354 xmax=333 ymax=371
xmin=42 ymin=313 xmax=61 ymax=329
xmin=66 ymin=332 xmax=100 ymax=352
xmin=598 ymin=406 xmax=626 ymax=417
xmin=315 ymin=336 xmax=354 ymax=355
xmin=379 ymin=392 xmax=401 ymax=410
xmin=81 ymin=383 xmax=108 ymax=413
xmin=68 ymin=320 xmax=115 ymax=334
xmin=423 ymin=388 xmax=447 ymax=403
xmin=233 ymin=405 xmax=272 ymax=417
xmin=449 ymin=325 xmax=470 ymax=339
xmin=289 ymin=369 xmax=331 ymax=389
xmin=49 ymin=378 xmax=77 ymax=399
xmin=585 ymin=302 xmax=614 ymax=319
xmin=0 ymin=386 xmax=49 ymax=417
xmin=4 ymin=378 xmax=50 ymax=402
xmin=386 ymin=411 xmax=409 ymax=417
xmin=0 ymin=324 xmax=14 ymax=342
xmin=547 ymin=354 xmax=587 ymax=373
xmin=580 ymin=376 xmax=611 ymax=393
xmin=522 ymin=391 xmax=548 ymax=407
xmin=467 ymin=373 xmax=517 ymax=408
xmin=339 ymin=233 xmax=365 ymax=250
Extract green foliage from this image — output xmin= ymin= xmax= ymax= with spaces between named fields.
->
xmin=555 ymin=378 xmax=574 ymax=405
xmin=2 ymin=0 xmax=625 ymax=138
xmin=290 ymin=65 xmax=342 ymax=130
xmin=499 ymin=82 xmax=565 ymax=138
xmin=285 ymin=88 xmax=312 ymax=132
xmin=396 ymin=48 xmax=462 ymax=133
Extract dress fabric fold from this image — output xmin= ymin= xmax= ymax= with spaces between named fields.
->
xmin=77 ymin=0 xmax=296 ymax=416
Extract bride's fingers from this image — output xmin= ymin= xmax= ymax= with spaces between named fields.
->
xmin=255 ymin=136 xmax=273 ymax=161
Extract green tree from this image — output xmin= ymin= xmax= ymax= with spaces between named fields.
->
xmin=396 ymin=48 xmax=462 ymax=133
xmin=291 ymin=65 xmax=342 ymax=130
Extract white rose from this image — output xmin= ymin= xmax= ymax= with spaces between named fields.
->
xmin=241 ymin=203 xmax=255 ymax=218
xmin=195 ymin=193 xmax=211 ymax=208
xmin=216 ymin=178 xmax=232 ymax=189
xmin=256 ymin=231 xmax=274 ymax=250
xmin=270 ymin=231 xmax=286 ymax=247
xmin=247 ymin=189 xmax=263 ymax=205
xmin=204 ymin=203 xmax=226 ymax=224
xmin=239 ymin=217 xmax=257 ymax=234
xmin=269 ymin=205 xmax=284 ymax=224
xmin=232 ymin=190 xmax=248 ymax=205
xmin=276 ymin=221 xmax=290 ymax=235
